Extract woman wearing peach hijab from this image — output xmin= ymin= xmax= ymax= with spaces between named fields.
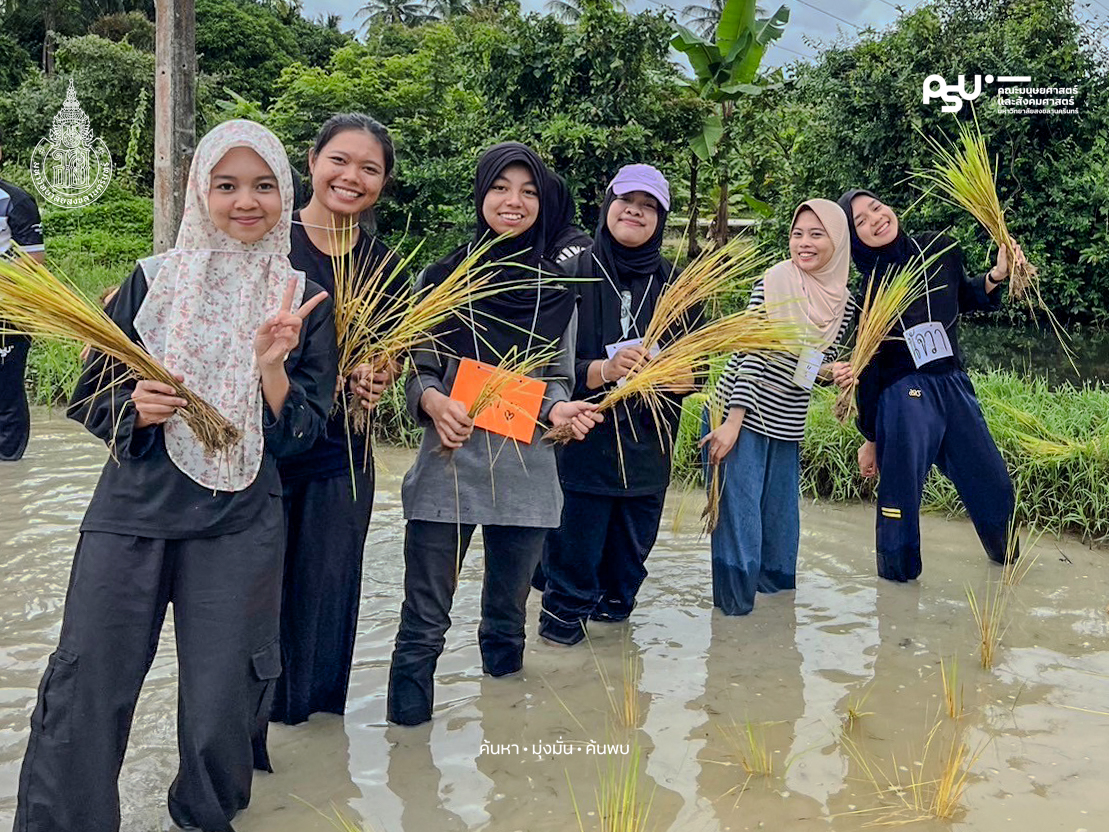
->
xmin=700 ymin=198 xmax=854 ymax=616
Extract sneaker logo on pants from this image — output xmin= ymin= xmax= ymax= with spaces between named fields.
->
xmin=908 ymin=388 xmax=922 ymax=398
xmin=881 ymin=506 xmax=902 ymax=519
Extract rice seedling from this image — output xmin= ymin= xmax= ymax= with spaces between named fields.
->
xmin=569 ymin=739 xmax=655 ymax=832
xmin=587 ymin=635 xmax=643 ymax=731
xmin=640 ymin=236 xmax=769 ymax=348
xmin=939 ymin=656 xmax=963 ymax=719
xmin=833 ymin=256 xmax=932 ymax=423
xmin=966 ymin=576 xmax=1010 ymax=670
xmin=840 ymin=717 xmax=984 ymax=825
xmin=844 ymin=686 xmax=874 ymax=730
xmin=0 ymin=248 xmax=240 ymax=453
xmin=721 ymin=719 xmax=775 ymax=779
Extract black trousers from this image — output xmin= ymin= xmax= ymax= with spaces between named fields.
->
xmin=271 ymin=467 xmax=373 ymax=726
xmin=875 ymin=370 xmax=1015 ymax=582
xmin=386 ymin=520 xmax=546 ymax=727
xmin=14 ymin=504 xmax=284 ymax=832
xmin=539 ymin=488 xmax=666 ymax=644
xmin=0 ymin=336 xmax=31 ymax=461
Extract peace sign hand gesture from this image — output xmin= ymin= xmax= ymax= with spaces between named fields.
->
xmin=254 ymin=279 xmax=329 ymax=369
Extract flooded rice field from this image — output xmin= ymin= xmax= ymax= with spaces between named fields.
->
xmin=1 ymin=409 xmax=1107 ymax=831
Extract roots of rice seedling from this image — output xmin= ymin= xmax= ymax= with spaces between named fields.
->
xmin=544 ymin=422 xmax=576 ymax=444
xmin=701 ymin=464 xmax=722 ymax=534
xmin=179 ymin=395 xmax=242 ymax=456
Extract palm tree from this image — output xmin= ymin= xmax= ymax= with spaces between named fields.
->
xmin=680 ymin=0 xmax=764 ymax=37
xmin=355 ymin=0 xmax=428 ymax=29
xmin=544 ymin=0 xmax=624 ymax=24
xmin=423 ymin=0 xmax=469 ymax=20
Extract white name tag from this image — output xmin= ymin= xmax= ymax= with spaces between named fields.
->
xmin=605 ymin=337 xmax=660 ymax=387
xmin=791 ymin=346 xmax=823 ymax=390
xmin=903 ymin=321 xmax=953 ymax=368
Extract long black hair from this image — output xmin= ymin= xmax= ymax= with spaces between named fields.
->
xmin=307 ymin=112 xmax=395 ymax=232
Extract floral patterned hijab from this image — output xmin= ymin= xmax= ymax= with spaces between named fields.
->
xmin=134 ymin=119 xmax=304 ymax=491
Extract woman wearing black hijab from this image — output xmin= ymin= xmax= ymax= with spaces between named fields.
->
xmin=837 ymin=189 xmax=1024 ymax=582
xmin=545 ymin=171 xmax=593 ymax=264
xmin=540 ymin=164 xmax=695 ymax=646
xmin=386 ymin=142 xmax=601 ymax=726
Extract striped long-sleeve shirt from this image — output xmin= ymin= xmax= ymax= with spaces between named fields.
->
xmin=715 ymin=280 xmax=855 ymax=443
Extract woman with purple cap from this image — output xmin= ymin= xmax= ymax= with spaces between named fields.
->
xmin=540 ymin=163 xmax=696 ymax=646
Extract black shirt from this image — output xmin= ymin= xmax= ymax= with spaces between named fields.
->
xmin=70 ymin=263 xmax=337 ymax=539
xmin=556 ymin=248 xmax=694 ymax=496
xmin=855 ymin=232 xmax=1001 ymax=441
xmin=1 ymin=179 xmax=44 ymax=350
xmin=276 ymin=215 xmax=408 ymax=484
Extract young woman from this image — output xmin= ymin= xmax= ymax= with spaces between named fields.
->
xmin=700 ymin=198 xmax=854 ymax=616
xmin=539 ymin=164 xmax=692 ymax=645
xmin=836 ymin=188 xmax=1021 ymax=582
xmin=271 ymin=113 xmax=407 ymax=728
xmin=545 ymin=171 xmax=593 ymax=264
xmin=386 ymin=142 xmax=601 ymax=726
xmin=14 ymin=120 xmax=336 ymax=832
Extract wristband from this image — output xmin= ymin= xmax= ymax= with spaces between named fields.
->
xmin=599 ymin=359 xmax=612 ymax=384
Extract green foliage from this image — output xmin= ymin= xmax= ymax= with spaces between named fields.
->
xmin=672 ymin=370 xmax=1109 ymax=543
xmin=89 ymin=11 xmax=156 ymax=51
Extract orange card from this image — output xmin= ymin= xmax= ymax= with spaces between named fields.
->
xmin=449 ymin=357 xmax=547 ymax=443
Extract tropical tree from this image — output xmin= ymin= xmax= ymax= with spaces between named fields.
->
xmin=671 ymin=0 xmax=788 ymax=250
xmin=544 ymin=0 xmax=624 ymax=24
xmin=355 ymin=0 xmax=428 ymax=29
xmin=423 ymin=0 xmax=470 ymax=19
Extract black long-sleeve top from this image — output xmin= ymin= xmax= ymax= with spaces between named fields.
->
xmin=69 ymin=263 xmax=337 ymax=539
xmin=276 ymin=217 xmax=407 ymax=485
xmin=556 ymin=248 xmax=697 ymax=496
xmin=855 ymin=232 xmax=1001 ymax=441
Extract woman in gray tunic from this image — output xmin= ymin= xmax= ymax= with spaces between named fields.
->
xmin=386 ymin=143 xmax=601 ymax=726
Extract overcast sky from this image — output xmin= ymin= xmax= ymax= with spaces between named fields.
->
xmin=299 ymin=0 xmax=912 ymax=68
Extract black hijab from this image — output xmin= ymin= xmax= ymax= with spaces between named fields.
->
xmin=544 ymin=171 xmax=593 ymax=261
xmin=579 ymin=188 xmax=672 ymax=352
xmin=425 ymin=142 xmax=576 ymax=363
xmin=836 ymin=188 xmax=915 ymax=285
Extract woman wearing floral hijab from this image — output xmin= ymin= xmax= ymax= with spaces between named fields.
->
xmin=14 ymin=120 xmax=336 ymax=832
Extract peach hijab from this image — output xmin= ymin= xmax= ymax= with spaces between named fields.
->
xmin=762 ymin=198 xmax=851 ymax=351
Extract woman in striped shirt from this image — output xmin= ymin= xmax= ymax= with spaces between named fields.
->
xmin=699 ymin=198 xmax=854 ymax=616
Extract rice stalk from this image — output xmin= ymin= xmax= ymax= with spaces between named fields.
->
xmin=966 ymin=577 xmax=1010 ymax=670
xmin=833 ymin=257 xmax=930 ymax=423
xmin=701 ymin=390 xmax=726 ymax=534
xmin=939 ymin=657 xmax=963 ymax=719
xmin=1002 ymin=525 xmax=1043 ymax=588
xmin=570 ymin=740 xmax=654 ymax=832
xmin=640 ymin=236 xmax=769 ymax=348
xmin=913 ymin=113 xmax=1073 ymax=363
xmin=588 ymin=635 xmax=642 ymax=731
xmin=545 ymin=308 xmax=804 ymax=474
xmin=465 ymin=341 xmax=562 ymax=424
xmin=0 ymin=248 xmax=240 ymax=454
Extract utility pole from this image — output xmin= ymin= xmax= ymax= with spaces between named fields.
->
xmin=154 ymin=0 xmax=196 ymax=253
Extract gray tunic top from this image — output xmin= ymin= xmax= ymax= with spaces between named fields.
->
xmin=401 ymin=310 xmax=577 ymax=528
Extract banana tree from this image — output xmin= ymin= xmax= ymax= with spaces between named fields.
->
xmin=671 ymin=0 xmax=789 ymax=252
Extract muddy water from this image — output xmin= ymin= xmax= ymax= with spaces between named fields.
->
xmin=1 ymin=409 xmax=1108 ymax=832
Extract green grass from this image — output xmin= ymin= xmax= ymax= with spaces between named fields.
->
xmin=672 ymin=371 xmax=1109 ymax=544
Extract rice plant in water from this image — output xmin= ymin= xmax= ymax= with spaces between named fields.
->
xmin=966 ymin=576 xmax=1010 ymax=670
xmin=569 ymin=740 xmax=654 ymax=832
xmin=940 ymin=656 xmax=963 ymax=719
xmin=844 ymin=686 xmax=874 ymax=730
xmin=833 ymin=257 xmax=930 ymax=423
xmin=0 ymin=248 xmax=240 ymax=453
xmin=722 ymin=719 xmax=774 ymax=779
xmin=840 ymin=718 xmax=983 ymax=824
xmin=588 ymin=636 xmax=643 ymax=731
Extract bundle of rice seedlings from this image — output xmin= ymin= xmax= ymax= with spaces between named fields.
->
xmin=722 ymin=719 xmax=775 ymax=779
xmin=569 ymin=740 xmax=654 ymax=832
xmin=0 ymin=249 xmax=239 ymax=454
xmin=966 ymin=577 xmax=1009 ymax=669
xmin=833 ymin=258 xmax=930 ymax=423
xmin=914 ymin=115 xmax=1038 ymax=301
xmin=701 ymin=389 xmax=726 ymax=534
xmin=545 ymin=308 xmax=804 ymax=478
xmin=640 ymin=236 xmax=769 ymax=348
